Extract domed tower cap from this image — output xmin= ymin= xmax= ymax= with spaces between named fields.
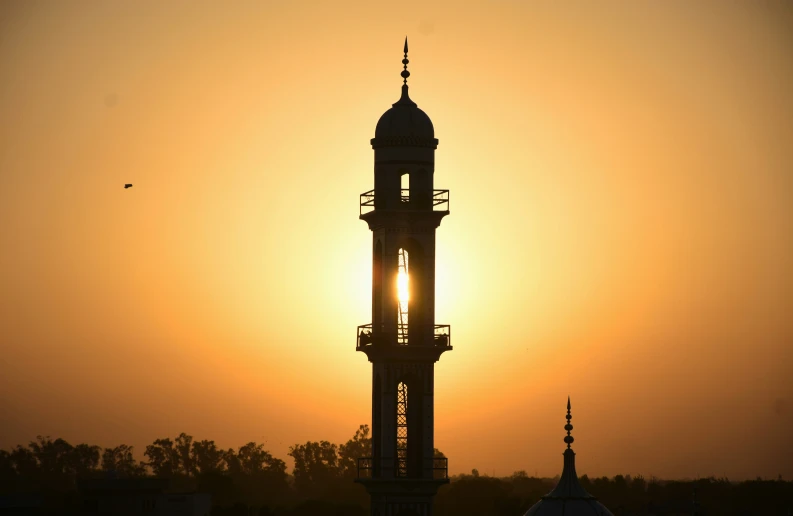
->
xmin=371 ymin=37 xmax=438 ymax=149
xmin=522 ymin=398 xmax=617 ymax=516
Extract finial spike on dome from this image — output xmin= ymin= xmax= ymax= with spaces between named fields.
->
xmin=401 ymin=37 xmax=410 ymax=85
xmin=564 ymin=397 xmax=574 ymax=449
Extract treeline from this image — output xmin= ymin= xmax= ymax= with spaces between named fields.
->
xmin=1 ymin=425 xmax=403 ymax=514
xmin=437 ymin=471 xmax=793 ymax=516
xmin=2 ymin=426 xmax=792 ymax=515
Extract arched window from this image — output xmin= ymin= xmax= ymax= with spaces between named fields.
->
xmin=397 ymin=239 xmax=427 ymax=346
xmin=395 ymin=376 xmax=424 ymax=478
xmin=396 ymin=381 xmax=408 ymax=477
xmin=397 ymin=248 xmax=409 ymax=344
xmin=401 ymin=172 xmax=410 ymax=205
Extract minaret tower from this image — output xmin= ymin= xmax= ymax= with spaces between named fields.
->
xmin=354 ymin=38 xmax=452 ymax=516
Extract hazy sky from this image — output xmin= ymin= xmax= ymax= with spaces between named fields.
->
xmin=1 ymin=1 xmax=792 ymax=481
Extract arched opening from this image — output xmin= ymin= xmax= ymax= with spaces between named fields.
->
xmin=397 ymin=171 xmax=410 ymax=208
xmin=396 ymin=248 xmax=409 ymax=344
xmin=395 ymin=376 xmax=424 ymax=478
xmin=396 ymin=238 xmax=426 ymax=345
xmin=396 ymin=169 xmax=431 ymax=210
xmin=396 ymin=381 xmax=408 ymax=477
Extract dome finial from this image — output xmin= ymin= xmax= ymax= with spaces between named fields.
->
xmin=401 ymin=36 xmax=410 ymax=86
xmin=564 ymin=396 xmax=574 ymax=449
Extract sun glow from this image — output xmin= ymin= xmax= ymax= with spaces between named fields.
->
xmin=397 ymin=271 xmax=409 ymax=304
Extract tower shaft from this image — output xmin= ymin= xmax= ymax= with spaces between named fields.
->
xmin=354 ymin=40 xmax=451 ymax=516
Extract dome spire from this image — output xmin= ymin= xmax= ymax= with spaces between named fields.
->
xmin=541 ymin=397 xmax=596 ymax=501
xmin=393 ymin=37 xmax=416 ymax=107
xmin=523 ymin=398 xmax=615 ymax=515
xmin=565 ymin=396 xmax=575 ymax=450
xmin=401 ymin=36 xmax=410 ymax=85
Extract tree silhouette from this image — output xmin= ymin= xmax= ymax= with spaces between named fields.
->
xmin=0 ymin=449 xmax=19 ymax=494
xmin=28 ymin=436 xmax=78 ymax=491
xmin=174 ymin=432 xmax=195 ymax=476
xmin=101 ymin=444 xmax=146 ymax=477
xmin=338 ymin=424 xmax=371 ymax=479
xmin=288 ymin=440 xmax=340 ymax=497
xmin=2 ymin=428 xmax=793 ymax=514
xmin=71 ymin=443 xmax=101 ymax=478
xmin=435 ymin=473 xmax=514 ymax=516
xmin=224 ymin=441 xmax=290 ymax=509
xmin=9 ymin=445 xmax=38 ymax=479
xmin=192 ymin=439 xmax=226 ymax=475
xmin=226 ymin=442 xmax=286 ymax=478
xmin=28 ymin=436 xmax=73 ymax=476
xmin=143 ymin=437 xmax=179 ymax=477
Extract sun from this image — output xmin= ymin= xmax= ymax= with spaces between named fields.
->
xmin=397 ymin=271 xmax=409 ymax=304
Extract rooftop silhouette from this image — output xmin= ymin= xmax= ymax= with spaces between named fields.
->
xmin=524 ymin=398 xmax=615 ymax=516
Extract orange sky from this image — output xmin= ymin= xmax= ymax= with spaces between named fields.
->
xmin=1 ymin=1 xmax=792 ymax=481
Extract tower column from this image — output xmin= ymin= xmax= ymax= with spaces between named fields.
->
xmin=355 ymin=38 xmax=451 ymax=516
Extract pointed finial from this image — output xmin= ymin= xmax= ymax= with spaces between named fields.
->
xmin=401 ymin=36 xmax=410 ymax=85
xmin=564 ymin=396 xmax=574 ymax=449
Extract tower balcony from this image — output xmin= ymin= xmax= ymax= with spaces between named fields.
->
xmin=356 ymin=457 xmax=448 ymax=480
xmin=356 ymin=324 xmax=452 ymax=362
xmin=357 ymin=324 xmax=451 ymax=349
xmin=359 ymin=189 xmax=450 ymax=216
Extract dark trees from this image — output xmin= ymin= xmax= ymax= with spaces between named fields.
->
xmin=338 ymin=424 xmax=371 ymax=479
xmin=191 ymin=439 xmax=225 ymax=475
xmin=288 ymin=440 xmax=340 ymax=497
xmin=101 ymin=444 xmax=146 ymax=477
xmin=5 ymin=426 xmax=793 ymax=515
xmin=143 ymin=437 xmax=179 ymax=477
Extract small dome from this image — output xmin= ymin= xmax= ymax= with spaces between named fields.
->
xmin=374 ymin=85 xmax=435 ymax=139
xmin=523 ymin=447 xmax=615 ymax=516
xmin=525 ymin=498 xmax=614 ymax=516
xmin=523 ymin=399 xmax=616 ymax=516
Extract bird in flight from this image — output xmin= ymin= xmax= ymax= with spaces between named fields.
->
xmin=124 ymin=184 xmax=133 ymax=189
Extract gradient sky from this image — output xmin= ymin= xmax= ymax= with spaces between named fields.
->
xmin=1 ymin=1 xmax=792 ymax=481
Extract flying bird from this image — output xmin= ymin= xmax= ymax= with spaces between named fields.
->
xmin=124 ymin=184 xmax=132 ymax=189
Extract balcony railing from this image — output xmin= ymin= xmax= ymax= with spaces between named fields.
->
xmin=434 ymin=324 xmax=451 ymax=348
xmin=357 ymin=324 xmax=451 ymax=349
xmin=356 ymin=457 xmax=448 ymax=479
xmin=360 ymin=189 xmax=450 ymax=216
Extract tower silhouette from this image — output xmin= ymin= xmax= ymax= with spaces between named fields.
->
xmin=354 ymin=38 xmax=452 ymax=516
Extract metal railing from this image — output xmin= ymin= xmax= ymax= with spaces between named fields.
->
xmin=357 ymin=324 xmax=452 ymax=348
xmin=433 ymin=457 xmax=449 ymax=479
xmin=359 ymin=190 xmax=375 ymax=214
xmin=431 ymin=190 xmax=450 ymax=211
xmin=433 ymin=325 xmax=451 ymax=348
xmin=357 ymin=323 xmax=404 ymax=348
xmin=359 ymin=189 xmax=450 ymax=216
xmin=356 ymin=457 xmax=448 ymax=479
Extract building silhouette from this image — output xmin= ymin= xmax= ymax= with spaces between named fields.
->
xmin=524 ymin=398 xmax=615 ymax=516
xmin=78 ymin=477 xmax=211 ymax=516
xmin=354 ymin=38 xmax=452 ymax=516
